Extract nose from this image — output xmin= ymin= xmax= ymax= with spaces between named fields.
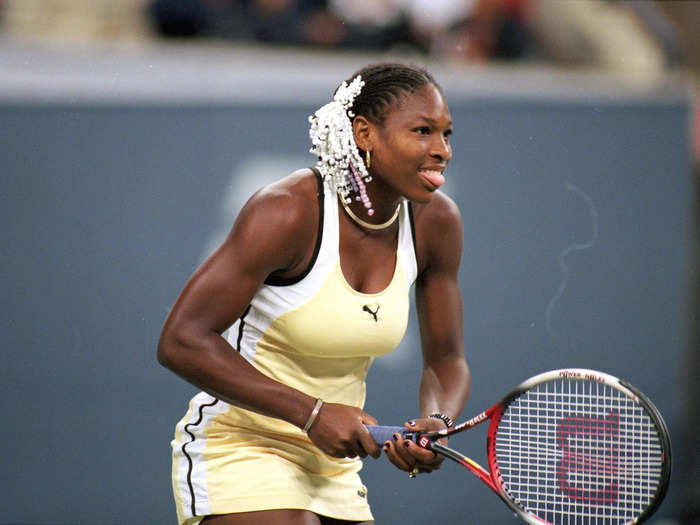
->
xmin=430 ymin=134 xmax=452 ymax=163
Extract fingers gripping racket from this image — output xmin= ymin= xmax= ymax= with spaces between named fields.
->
xmin=368 ymin=369 xmax=671 ymax=525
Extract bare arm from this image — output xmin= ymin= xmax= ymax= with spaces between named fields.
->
xmin=158 ymin=173 xmax=319 ymax=427
xmin=385 ymin=193 xmax=470 ymax=473
xmin=415 ymin=194 xmax=470 ymax=420
xmin=158 ymin=171 xmax=380 ymax=459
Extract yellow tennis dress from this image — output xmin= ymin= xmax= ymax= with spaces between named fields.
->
xmin=171 ymin=173 xmax=418 ymax=524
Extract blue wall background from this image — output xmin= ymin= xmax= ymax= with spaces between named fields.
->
xmin=0 ymin=93 xmax=690 ymax=523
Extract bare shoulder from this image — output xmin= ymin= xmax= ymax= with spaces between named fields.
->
xmin=412 ymin=190 xmax=461 ymax=228
xmin=245 ymin=168 xmax=318 ymax=217
xmin=235 ymin=168 xmax=319 ymax=236
xmin=411 ymin=191 xmax=463 ymax=274
xmin=226 ymin=168 xmax=321 ymax=276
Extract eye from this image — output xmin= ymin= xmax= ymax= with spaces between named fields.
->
xmin=443 ymin=129 xmax=453 ymax=138
xmin=414 ymin=126 xmax=430 ymax=135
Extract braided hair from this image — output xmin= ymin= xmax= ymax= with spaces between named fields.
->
xmin=309 ymin=63 xmax=440 ymax=215
xmin=345 ymin=63 xmax=439 ymax=125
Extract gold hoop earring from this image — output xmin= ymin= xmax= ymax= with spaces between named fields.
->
xmin=366 ymin=150 xmax=371 ymax=170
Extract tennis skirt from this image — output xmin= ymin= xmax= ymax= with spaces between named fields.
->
xmin=171 ymin=393 xmax=373 ymax=525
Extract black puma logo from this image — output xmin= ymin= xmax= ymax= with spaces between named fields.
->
xmin=362 ymin=304 xmax=380 ymax=322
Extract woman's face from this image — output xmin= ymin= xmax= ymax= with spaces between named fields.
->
xmin=369 ymin=84 xmax=453 ymax=204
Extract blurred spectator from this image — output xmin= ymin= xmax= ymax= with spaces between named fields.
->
xmin=248 ymin=0 xmax=323 ymax=44
xmin=304 ymin=0 xmax=532 ymax=56
xmin=400 ymin=0 xmax=475 ymax=54
xmin=439 ymin=0 xmax=532 ymax=60
xmin=1 ymin=0 xmax=682 ymax=74
xmin=147 ymin=0 xmax=533 ymax=59
xmin=298 ymin=4 xmax=347 ymax=48
xmin=150 ymin=0 xmax=210 ymax=37
xmin=307 ymin=0 xmax=532 ymax=58
xmin=307 ymin=0 xmax=411 ymax=50
xmin=149 ymin=0 xmax=326 ymax=43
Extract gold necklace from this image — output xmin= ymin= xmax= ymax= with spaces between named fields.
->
xmin=340 ymin=198 xmax=401 ymax=230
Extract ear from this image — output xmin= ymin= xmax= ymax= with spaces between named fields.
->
xmin=352 ymin=115 xmax=374 ymax=153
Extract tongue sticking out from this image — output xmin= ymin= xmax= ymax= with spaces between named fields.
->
xmin=420 ymin=170 xmax=445 ymax=189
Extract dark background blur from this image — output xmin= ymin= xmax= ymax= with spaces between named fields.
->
xmin=0 ymin=1 xmax=698 ymax=524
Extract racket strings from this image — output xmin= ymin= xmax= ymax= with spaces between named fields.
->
xmin=493 ymin=378 xmax=664 ymax=524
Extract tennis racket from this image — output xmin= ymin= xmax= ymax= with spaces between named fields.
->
xmin=367 ymin=369 xmax=671 ymax=525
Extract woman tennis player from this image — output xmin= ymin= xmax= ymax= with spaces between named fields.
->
xmin=158 ymin=62 xmax=470 ymax=525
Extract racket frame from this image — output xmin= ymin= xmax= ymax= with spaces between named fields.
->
xmin=413 ymin=369 xmax=672 ymax=525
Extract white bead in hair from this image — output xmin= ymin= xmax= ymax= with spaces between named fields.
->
xmin=308 ymin=75 xmax=374 ymax=215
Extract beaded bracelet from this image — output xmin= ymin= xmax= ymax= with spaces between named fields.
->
xmin=303 ymin=398 xmax=324 ymax=433
xmin=428 ymin=412 xmax=455 ymax=428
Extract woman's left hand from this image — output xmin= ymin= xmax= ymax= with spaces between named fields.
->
xmin=382 ymin=417 xmax=447 ymax=475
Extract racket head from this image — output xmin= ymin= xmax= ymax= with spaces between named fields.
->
xmin=486 ymin=369 xmax=671 ymax=525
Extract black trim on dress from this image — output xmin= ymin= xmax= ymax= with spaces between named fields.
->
xmin=264 ymin=168 xmax=325 ymax=286
xmin=407 ymin=201 xmax=419 ymax=268
xmin=235 ymin=304 xmax=252 ymax=352
xmin=182 ymin=397 xmax=220 ymax=517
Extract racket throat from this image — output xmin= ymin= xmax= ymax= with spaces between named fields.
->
xmin=430 ymin=441 xmax=500 ymax=494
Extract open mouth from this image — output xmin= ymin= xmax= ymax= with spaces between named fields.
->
xmin=418 ymin=169 xmax=445 ymax=189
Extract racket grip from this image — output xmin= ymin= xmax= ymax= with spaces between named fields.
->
xmin=366 ymin=425 xmax=413 ymax=445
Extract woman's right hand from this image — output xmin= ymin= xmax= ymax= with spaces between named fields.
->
xmin=306 ymin=402 xmax=381 ymax=459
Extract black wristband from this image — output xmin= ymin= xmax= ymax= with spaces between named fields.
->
xmin=428 ymin=412 xmax=454 ymax=428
